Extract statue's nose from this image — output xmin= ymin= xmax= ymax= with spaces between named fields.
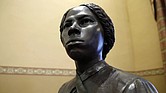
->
xmin=68 ymin=22 xmax=80 ymax=36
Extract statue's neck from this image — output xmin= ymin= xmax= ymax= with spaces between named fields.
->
xmin=75 ymin=57 xmax=103 ymax=74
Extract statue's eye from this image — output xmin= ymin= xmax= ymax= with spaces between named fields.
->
xmin=64 ymin=22 xmax=72 ymax=28
xmin=79 ymin=18 xmax=94 ymax=27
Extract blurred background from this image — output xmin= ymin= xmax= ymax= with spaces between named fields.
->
xmin=0 ymin=0 xmax=166 ymax=93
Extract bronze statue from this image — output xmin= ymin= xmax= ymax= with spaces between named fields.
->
xmin=58 ymin=3 xmax=158 ymax=93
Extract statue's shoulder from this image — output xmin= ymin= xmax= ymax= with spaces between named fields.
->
xmin=58 ymin=77 xmax=76 ymax=93
xmin=107 ymin=67 xmax=158 ymax=93
xmin=112 ymin=68 xmax=139 ymax=83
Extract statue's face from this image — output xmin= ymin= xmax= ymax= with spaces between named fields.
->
xmin=61 ymin=6 xmax=104 ymax=61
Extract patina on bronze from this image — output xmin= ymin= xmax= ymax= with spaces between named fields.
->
xmin=58 ymin=3 xmax=158 ymax=93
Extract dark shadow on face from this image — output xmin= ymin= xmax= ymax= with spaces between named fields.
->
xmin=61 ymin=6 xmax=104 ymax=62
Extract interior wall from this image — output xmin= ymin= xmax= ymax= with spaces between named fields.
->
xmin=126 ymin=0 xmax=166 ymax=93
xmin=105 ymin=0 xmax=134 ymax=71
xmin=126 ymin=0 xmax=163 ymax=70
xmin=0 ymin=75 xmax=74 ymax=93
xmin=0 ymin=0 xmax=134 ymax=70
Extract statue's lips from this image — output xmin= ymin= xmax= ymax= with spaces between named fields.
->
xmin=66 ymin=40 xmax=84 ymax=46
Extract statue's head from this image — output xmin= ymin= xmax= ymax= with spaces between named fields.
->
xmin=60 ymin=3 xmax=115 ymax=61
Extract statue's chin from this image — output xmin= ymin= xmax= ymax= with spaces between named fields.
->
xmin=67 ymin=50 xmax=85 ymax=61
xmin=65 ymin=44 xmax=103 ymax=62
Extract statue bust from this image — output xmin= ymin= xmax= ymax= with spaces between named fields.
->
xmin=58 ymin=3 xmax=158 ymax=93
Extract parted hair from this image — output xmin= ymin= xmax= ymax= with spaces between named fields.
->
xmin=60 ymin=3 xmax=115 ymax=60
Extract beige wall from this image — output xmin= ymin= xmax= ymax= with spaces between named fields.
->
xmin=126 ymin=1 xmax=166 ymax=92
xmin=0 ymin=75 xmax=73 ymax=93
xmin=0 ymin=0 xmax=165 ymax=93
xmin=0 ymin=0 xmax=135 ymax=70
xmin=127 ymin=0 xmax=163 ymax=71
